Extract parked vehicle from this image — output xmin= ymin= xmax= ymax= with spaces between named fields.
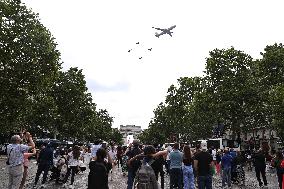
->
xmin=0 ymin=143 xmax=8 ymax=155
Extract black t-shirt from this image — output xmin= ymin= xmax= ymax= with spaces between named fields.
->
xmin=126 ymin=147 xmax=142 ymax=172
xmin=194 ymin=151 xmax=213 ymax=176
xmin=253 ymin=152 xmax=266 ymax=169
xmin=88 ymin=161 xmax=112 ymax=189
xmin=151 ymin=155 xmax=164 ymax=172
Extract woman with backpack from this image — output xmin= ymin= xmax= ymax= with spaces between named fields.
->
xmin=63 ymin=145 xmax=81 ymax=188
xmin=271 ymin=151 xmax=284 ymax=189
xmin=88 ymin=148 xmax=113 ymax=189
xmin=128 ymin=145 xmax=168 ymax=189
xmin=182 ymin=145 xmax=194 ymax=189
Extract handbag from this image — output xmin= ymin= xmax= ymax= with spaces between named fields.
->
xmin=6 ymin=148 xmax=13 ymax=165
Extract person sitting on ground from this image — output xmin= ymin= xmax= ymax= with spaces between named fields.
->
xmin=88 ymin=148 xmax=113 ymax=189
xmin=50 ymin=150 xmax=67 ymax=184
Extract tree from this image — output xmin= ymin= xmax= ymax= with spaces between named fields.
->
xmin=257 ymin=44 xmax=284 ymax=141
xmin=0 ymin=0 xmax=61 ymax=133
xmin=109 ymin=128 xmax=123 ymax=145
xmin=269 ymin=84 xmax=284 ymax=142
xmin=204 ymin=47 xmax=256 ymax=136
xmin=53 ymin=67 xmax=95 ymax=140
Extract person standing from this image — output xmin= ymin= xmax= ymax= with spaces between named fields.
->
xmin=126 ymin=140 xmax=142 ymax=189
xmin=221 ymin=149 xmax=233 ymax=188
xmin=33 ymin=143 xmax=54 ymax=188
xmin=271 ymin=151 xmax=284 ymax=189
xmin=166 ymin=145 xmax=173 ymax=174
xmin=169 ymin=143 xmax=183 ymax=189
xmin=246 ymin=151 xmax=253 ymax=171
xmin=152 ymin=144 xmax=165 ymax=189
xmin=6 ymin=133 xmax=35 ymax=189
xmin=121 ymin=146 xmax=128 ymax=176
xmin=281 ymin=159 xmax=284 ymax=189
xmin=215 ymin=149 xmax=222 ymax=175
xmin=116 ymin=145 xmax=123 ymax=168
xmin=63 ymin=145 xmax=82 ymax=189
xmin=91 ymin=141 xmax=102 ymax=160
xmin=88 ymin=148 xmax=113 ymax=189
xmin=253 ymin=148 xmax=268 ymax=187
xmin=19 ymin=145 xmax=36 ymax=189
xmin=182 ymin=145 xmax=194 ymax=189
xmin=194 ymin=142 xmax=214 ymax=189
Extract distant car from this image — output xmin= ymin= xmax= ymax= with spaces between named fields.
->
xmin=0 ymin=143 xmax=8 ymax=155
xmin=35 ymin=138 xmax=62 ymax=149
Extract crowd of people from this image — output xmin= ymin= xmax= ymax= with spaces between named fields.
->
xmin=5 ymin=131 xmax=284 ymax=189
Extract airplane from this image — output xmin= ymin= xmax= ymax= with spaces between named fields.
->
xmin=152 ymin=25 xmax=176 ymax=38
xmin=139 ymin=57 xmax=142 ymax=59
xmin=136 ymin=42 xmax=140 ymax=44
xmin=128 ymin=49 xmax=132 ymax=53
xmin=148 ymin=48 xmax=152 ymax=51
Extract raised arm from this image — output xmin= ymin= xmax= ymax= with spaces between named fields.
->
xmin=25 ymin=132 xmax=35 ymax=149
xmin=152 ymin=150 xmax=168 ymax=158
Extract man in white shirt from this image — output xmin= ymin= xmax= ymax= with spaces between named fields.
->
xmin=91 ymin=141 xmax=102 ymax=160
xmin=6 ymin=133 xmax=35 ymax=189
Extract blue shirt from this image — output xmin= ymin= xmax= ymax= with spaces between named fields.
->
xmin=169 ymin=150 xmax=183 ymax=169
xmin=221 ymin=153 xmax=233 ymax=169
xmin=7 ymin=144 xmax=29 ymax=167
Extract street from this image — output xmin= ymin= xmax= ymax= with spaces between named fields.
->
xmin=0 ymin=158 xmax=279 ymax=189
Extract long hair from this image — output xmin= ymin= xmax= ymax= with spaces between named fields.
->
xmin=72 ymin=145 xmax=81 ymax=160
xmin=183 ymin=145 xmax=192 ymax=160
xmin=96 ymin=148 xmax=107 ymax=162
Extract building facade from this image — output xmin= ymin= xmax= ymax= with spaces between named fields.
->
xmin=119 ymin=125 xmax=142 ymax=144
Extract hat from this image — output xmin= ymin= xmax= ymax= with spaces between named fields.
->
xmin=201 ymin=142 xmax=207 ymax=150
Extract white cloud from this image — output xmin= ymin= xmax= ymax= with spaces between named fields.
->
xmin=23 ymin=0 xmax=284 ymax=129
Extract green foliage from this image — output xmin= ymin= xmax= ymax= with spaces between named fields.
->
xmin=0 ymin=0 xmax=123 ymax=144
xmin=0 ymin=0 xmax=61 ymax=132
xmin=140 ymin=45 xmax=284 ymax=144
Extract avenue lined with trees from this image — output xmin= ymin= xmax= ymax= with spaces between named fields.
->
xmin=1 ymin=0 xmax=284 ymax=146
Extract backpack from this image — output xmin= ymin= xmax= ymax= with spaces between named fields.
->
xmin=134 ymin=160 xmax=159 ymax=189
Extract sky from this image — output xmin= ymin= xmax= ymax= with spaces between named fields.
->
xmin=22 ymin=0 xmax=284 ymax=129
